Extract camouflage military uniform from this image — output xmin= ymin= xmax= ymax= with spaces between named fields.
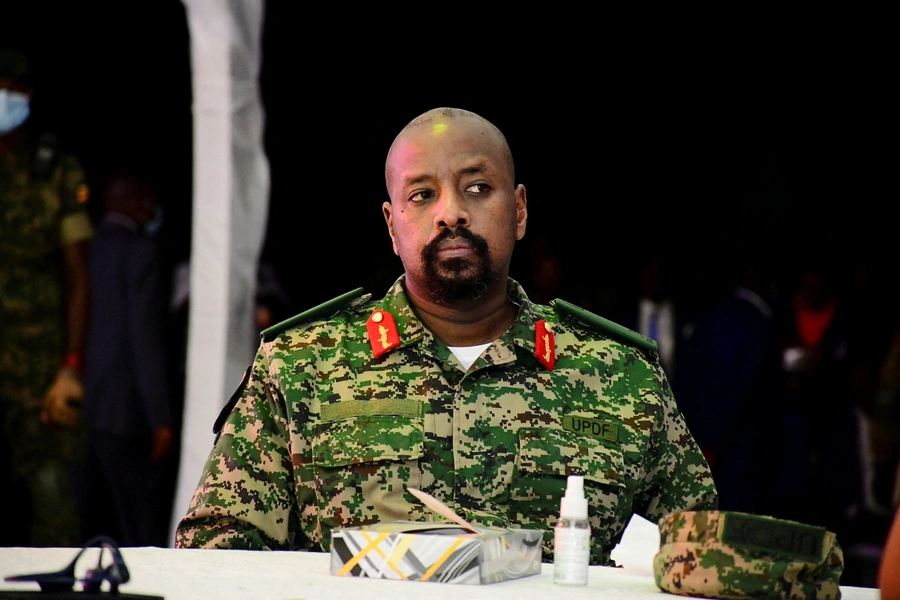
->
xmin=0 ymin=130 xmax=92 ymax=546
xmin=176 ymin=276 xmax=718 ymax=565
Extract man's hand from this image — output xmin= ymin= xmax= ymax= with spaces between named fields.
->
xmin=41 ymin=367 xmax=84 ymax=428
xmin=150 ymin=425 xmax=175 ymax=464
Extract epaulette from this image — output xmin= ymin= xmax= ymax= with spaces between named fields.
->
xmin=261 ymin=287 xmax=366 ymax=343
xmin=551 ymin=298 xmax=658 ymax=354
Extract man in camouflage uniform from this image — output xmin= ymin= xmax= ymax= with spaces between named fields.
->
xmin=175 ymin=107 xmax=718 ymax=564
xmin=0 ymin=49 xmax=92 ymax=546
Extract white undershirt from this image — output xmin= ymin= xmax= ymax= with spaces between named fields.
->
xmin=448 ymin=342 xmax=492 ymax=370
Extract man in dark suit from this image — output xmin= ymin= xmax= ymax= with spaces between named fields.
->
xmin=81 ymin=168 xmax=174 ymax=547
xmin=673 ymin=255 xmax=783 ymax=514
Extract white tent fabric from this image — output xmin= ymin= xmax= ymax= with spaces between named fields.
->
xmin=171 ymin=0 xmax=269 ymax=544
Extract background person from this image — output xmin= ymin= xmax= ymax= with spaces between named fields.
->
xmin=0 ymin=48 xmax=92 ymax=547
xmin=79 ymin=167 xmax=175 ymax=547
xmin=880 ymin=506 xmax=900 ymax=599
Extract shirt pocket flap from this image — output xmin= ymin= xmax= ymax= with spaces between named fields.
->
xmin=312 ymin=415 xmax=424 ymax=468
xmin=516 ymin=427 xmax=625 ymax=489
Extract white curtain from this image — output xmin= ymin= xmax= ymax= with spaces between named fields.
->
xmin=171 ymin=0 xmax=269 ymax=545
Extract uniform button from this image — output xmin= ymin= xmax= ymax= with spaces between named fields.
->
xmin=371 ymin=311 xmax=383 ymax=323
xmin=455 ymin=508 xmax=467 ymax=517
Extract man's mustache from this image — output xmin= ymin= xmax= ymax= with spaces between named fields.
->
xmin=422 ymin=228 xmax=489 ymax=260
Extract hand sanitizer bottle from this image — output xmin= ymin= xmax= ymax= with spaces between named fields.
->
xmin=553 ymin=474 xmax=590 ymax=586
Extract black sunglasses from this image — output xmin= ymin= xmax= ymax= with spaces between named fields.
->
xmin=3 ymin=535 xmax=150 ymax=596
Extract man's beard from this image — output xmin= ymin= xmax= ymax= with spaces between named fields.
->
xmin=421 ymin=228 xmax=499 ymax=303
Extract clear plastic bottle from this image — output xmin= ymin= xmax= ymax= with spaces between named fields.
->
xmin=553 ymin=474 xmax=590 ymax=586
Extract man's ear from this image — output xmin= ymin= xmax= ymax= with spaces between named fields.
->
xmin=514 ymin=184 xmax=527 ymax=240
xmin=382 ymin=201 xmax=399 ymax=255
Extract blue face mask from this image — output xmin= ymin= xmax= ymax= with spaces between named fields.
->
xmin=0 ymin=89 xmax=30 ymax=134
xmin=145 ymin=205 xmax=164 ymax=237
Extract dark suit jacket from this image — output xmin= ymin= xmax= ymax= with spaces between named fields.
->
xmin=84 ymin=216 xmax=171 ymax=436
xmin=672 ymin=287 xmax=783 ymax=512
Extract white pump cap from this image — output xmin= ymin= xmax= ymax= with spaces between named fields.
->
xmin=559 ymin=475 xmax=588 ymax=519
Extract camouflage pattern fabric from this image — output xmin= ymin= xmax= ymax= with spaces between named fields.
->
xmin=653 ymin=510 xmax=844 ymax=600
xmin=176 ymin=276 xmax=718 ymax=565
xmin=0 ymin=132 xmax=92 ymax=546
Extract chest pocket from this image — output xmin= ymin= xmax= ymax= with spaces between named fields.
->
xmin=509 ymin=427 xmax=626 ymax=534
xmin=1 ymin=178 xmax=60 ymax=261
xmin=310 ymin=414 xmax=425 ymax=527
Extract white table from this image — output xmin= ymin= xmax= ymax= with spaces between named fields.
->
xmin=0 ymin=546 xmax=880 ymax=600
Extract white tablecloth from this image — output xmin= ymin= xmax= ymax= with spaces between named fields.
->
xmin=0 ymin=545 xmax=879 ymax=600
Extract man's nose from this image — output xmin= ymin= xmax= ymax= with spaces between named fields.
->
xmin=433 ymin=190 xmax=469 ymax=229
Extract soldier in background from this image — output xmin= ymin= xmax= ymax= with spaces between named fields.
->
xmin=175 ymin=107 xmax=717 ymax=564
xmin=0 ymin=49 xmax=92 ymax=546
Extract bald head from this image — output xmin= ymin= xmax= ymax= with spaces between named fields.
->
xmin=380 ymin=106 xmax=528 ymax=310
xmin=385 ymin=107 xmax=515 ymax=195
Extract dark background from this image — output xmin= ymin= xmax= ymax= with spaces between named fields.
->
xmin=6 ymin=1 xmax=894 ymax=317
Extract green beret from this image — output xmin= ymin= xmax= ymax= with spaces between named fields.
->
xmin=653 ymin=510 xmax=844 ymax=600
xmin=0 ymin=49 xmax=30 ymax=83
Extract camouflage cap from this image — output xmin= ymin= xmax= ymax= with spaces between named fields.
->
xmin=653 ymin=511 xmax=843 ymax=600
xmin=0 ymin=49 xmax=30 ymax=83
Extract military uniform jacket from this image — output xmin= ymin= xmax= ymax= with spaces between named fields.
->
xmin=176 ymin=276 xmax=718 ymax=565
xmin=1 ymin=131 xmax=93 ymax=392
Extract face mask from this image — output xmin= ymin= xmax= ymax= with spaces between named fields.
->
xmin=145 ymin=205 xmax=164 ymax=237
xmin=0 ymin=89 xmax=30 ymax=134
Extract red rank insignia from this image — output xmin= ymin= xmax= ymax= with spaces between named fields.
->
xmin=366 ymin=309 xmax=400 ymax=358
xmin=534 ymin=319 xmax=555 ymax=370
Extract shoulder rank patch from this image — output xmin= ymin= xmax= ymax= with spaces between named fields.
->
xmin=534 ymin=319 xmax=555 ymax=370
xmin=551 ymin=297 xmax=658 ymax=354
xmin=76 ymin=183 xmax=90 ymax=204
xmin=367 ymin=309 xmax=400 ymax=358
xmin=261 ymin=287 xmax=366 ymax=342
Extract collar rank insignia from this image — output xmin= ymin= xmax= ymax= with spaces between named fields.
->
xmin=535 ymin=319 xmax=555 ymax=370
xmin=366 ymin=309 xmax=400 ymax=358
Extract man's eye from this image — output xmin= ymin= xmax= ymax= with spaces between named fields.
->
xmin=408 ymin=190 xmax=434 ymax=203
xmin=465 ymin=183 xmax=491 ymax=194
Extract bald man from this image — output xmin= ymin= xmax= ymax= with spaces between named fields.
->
xmin=175 ymin=107 xmax=717 ymax=565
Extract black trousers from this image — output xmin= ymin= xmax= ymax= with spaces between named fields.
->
xmin=79 ymin=432 xmax=175 ymax=547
